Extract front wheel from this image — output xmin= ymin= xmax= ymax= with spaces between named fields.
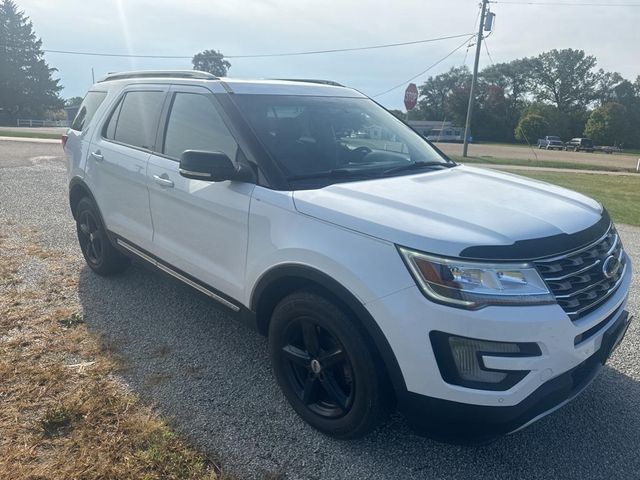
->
xmin=268 ymin=290 xmax=388 ymax=438
xmin=75 ymin=197 xmax=130 ymax=275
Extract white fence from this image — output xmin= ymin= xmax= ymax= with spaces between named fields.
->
xmin=17 ymin=119 xmax=69 ymax=128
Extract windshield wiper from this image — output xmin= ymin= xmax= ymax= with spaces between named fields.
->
xmin=381 ymin=161 xmax=453 ymax=176
xmin=287 ymin=168 xmax=377 ymax=182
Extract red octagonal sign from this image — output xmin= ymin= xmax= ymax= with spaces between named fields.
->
xmin=404 ymin=83 xmax=419 ymax=111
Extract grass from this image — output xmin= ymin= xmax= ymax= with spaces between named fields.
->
xmin=0 ymin=225 xmax=220 ymax=480
xmin=514 ymin=171 xmax=640 ymax=226
xmin=454 ymin=155 xmax=632 ymax=172
xmin=0 ymin=129 xmax=61 ymax=139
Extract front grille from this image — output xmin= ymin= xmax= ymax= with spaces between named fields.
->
xmin=534 ymin=226 xmax=627 ymax=321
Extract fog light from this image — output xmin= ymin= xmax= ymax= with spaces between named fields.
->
xmin=449 ymin=337 xmax=519 ymax=383
xmin=430 ymin=332 xmax=541 ymax=391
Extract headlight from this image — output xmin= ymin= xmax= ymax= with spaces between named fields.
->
xmin=398 ymin=246 xmax=555 ymax=308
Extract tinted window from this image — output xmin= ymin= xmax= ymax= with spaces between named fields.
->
xmin=71 ymin=91 xmax=107 ymax=131
xmin=233 ymin=94 xmax=448 ymax=181
xmin=163 ymin=93 xmax=238 ymax=160
xmin=105 ymin=91 xmax=165 ymax=149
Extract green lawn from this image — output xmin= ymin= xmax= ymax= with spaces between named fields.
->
xmin=515 ymin=171 xmax=640 ymax=226
xmin=0 ymin=129 xmax=61 ymax=140
xmin=455 ymin=155 xmax=631 ymax=172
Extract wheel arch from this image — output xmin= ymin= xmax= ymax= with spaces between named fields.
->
xmin=69 ymin=177 xmax=100 ymax=221
xmin=250 ymin=264 xmax=407 ymax=396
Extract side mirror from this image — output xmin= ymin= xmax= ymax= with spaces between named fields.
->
xmin=179 ymin=150 xmax=253 ymax=182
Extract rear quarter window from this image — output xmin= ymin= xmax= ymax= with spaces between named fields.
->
xmin=103 ymin=90 xmax=165 ymax=150
xmin=70 ymin=91 xmax=107 ymax=131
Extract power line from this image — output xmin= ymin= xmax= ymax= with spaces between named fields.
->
xmin=491 ymin=1 xmax=640 ymax=6
xmin=26 ymin=33 xmax=475 ymax=60
xmin=484 ymin=38 xmax=495 ymax=65
xmin=372 ymin=34 xmax=475 ymax=98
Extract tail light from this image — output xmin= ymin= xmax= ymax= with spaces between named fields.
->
xmin=61 ymin=134 xmax=68 ymax=149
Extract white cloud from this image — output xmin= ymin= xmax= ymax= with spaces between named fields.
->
xmin=17 ymin=0 xmax=640 ymax=109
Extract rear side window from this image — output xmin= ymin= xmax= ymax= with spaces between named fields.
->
xmin=71 ymin=91 xmax=107 ymax=131
xmin=163 ymin=92 xmax=238 ymax=161
xmin=104 ymin=90 xmax=165 ymax=150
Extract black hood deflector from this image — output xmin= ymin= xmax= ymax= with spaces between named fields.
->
xmin=459 ymin=210 xmax=611 ymax=261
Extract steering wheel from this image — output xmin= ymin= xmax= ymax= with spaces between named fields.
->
xmin=353 ymin=146 xmax=372 ymax=155
xmin=350 ymin=146 xmax=372 ymax=162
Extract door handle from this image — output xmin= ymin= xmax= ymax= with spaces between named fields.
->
xmin=90 ymin=150 xmax=103 ymax=162
xmin=153 ymin=174 xmax=174 ymax=188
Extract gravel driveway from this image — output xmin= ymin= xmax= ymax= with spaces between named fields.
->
xmin=1 ymin=140 xmax=639 ymax=480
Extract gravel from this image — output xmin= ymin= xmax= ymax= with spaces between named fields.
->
xmin=1 ymin=140 xmax=639 ymax=480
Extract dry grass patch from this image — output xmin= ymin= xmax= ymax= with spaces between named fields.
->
xmin=0 ymin=226 xmax=219 ymax=480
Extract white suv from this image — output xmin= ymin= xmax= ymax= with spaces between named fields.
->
xmin=64 ymin=70 xmax=633 ymax=440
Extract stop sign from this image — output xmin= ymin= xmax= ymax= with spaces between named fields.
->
xmin=404 ymin=83 xmax=419 ymax=111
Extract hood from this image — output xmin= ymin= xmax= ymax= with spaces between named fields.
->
xmin=292 ymin=165 xmax=607 ymax=260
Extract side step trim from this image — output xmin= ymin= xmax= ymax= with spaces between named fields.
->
xmin=116 ymin=238 xmax=241 ymax=312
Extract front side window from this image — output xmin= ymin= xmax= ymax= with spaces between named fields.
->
xmin=163 ymin=92 xmax=238 ymax=161
xmin=104 ymin=90 xmax=165 ymax=150
xmin=71 ymin=91 xmax=107 ymax=131
xmin=232 ymin=95 xmax=452 ymax=188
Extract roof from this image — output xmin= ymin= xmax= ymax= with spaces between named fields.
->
xmin=95 ymin=70 xmax=364 ymax=98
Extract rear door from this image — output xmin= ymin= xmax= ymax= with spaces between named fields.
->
xmin=86 ymin=85 xmax=169 ymax=250
xmin=146 ymin=85 xmax=254 ymax=302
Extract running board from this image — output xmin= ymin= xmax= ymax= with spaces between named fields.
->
xmin=116 ymin=238 xmax=241 ymax=312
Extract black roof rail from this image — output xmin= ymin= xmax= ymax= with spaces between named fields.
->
xmin=97 ymin=70 xmax=218 ymax=83
xmin=273 ymin=78 xmax=345 ymax=87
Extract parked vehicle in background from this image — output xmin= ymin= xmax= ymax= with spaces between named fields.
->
xmin=565 ymin=138 xmax=595 ymax=152
xmin=426 ymin=127 xmax=465 ymax=143
xmin=595 ymin=145 xmax=623 ymax=155
xmin=537 ymin=136 xmax=564 ymax=150
xmin=64 ymin=70 xmax=633 ymax=441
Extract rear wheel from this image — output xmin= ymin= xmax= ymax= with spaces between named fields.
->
xmin=75 ymin=197 xmax=130 ymax=275
xmin=268 ymin=290 xmax=387 ymax=438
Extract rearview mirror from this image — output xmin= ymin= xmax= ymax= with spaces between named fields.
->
xmin=179 ymin=150 xmax=253 ymax=182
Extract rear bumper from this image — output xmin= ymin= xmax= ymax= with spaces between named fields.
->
xmin=397 ymin=310 xmax=632 ymax=442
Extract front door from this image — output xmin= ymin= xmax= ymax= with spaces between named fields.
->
xmin=146 ymin=86 xmax=254 ymax=302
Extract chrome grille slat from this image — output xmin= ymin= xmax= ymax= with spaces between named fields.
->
xmin=534 ymin=225 xmax=627 ymax=321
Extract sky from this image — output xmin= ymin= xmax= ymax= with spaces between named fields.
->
xmin=16 ymin=0 xmax=640 ymax=110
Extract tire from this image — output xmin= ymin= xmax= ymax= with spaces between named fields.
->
xmin=75 ymin=197 xmax=130 ymax=275
xmin=268 ymin=290 xmax=387 ymax=439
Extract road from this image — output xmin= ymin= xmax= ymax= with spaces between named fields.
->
xmin=438 ymin=142 xmax=640 ymax=170
xmin=1 ymin=139 xmax=639 ymax=480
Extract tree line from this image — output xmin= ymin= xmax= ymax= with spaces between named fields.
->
xmin=400 ymin=48 xmax=640 ymax=148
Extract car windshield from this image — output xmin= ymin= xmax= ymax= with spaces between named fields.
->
xmin=548 ymin=136 xmax=561 ymax=141
xmin=232 ymin=94 xmax=453 ymax=187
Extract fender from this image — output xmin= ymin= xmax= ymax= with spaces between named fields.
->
xmin=68 ymin=176 xmax=101 ymax=221
xmin=251 ymin=263 xmax=407 ymax=396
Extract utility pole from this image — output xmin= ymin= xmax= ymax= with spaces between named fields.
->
xmin=462 ymin=0 xmax=489 ymax=157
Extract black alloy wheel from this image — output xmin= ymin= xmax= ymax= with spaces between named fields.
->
xmin=281 ymin=317 xmax=354 ymax=418
xmin=75 ymin=197 xmax=130 ymax=275
xmin=268 ymin=290 xmax=388 ymax=438
xmin=77 ymin=208 xmax=103 ymax=266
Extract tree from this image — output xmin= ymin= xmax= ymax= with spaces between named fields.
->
xmin=192 ymin=49 xmax=231 ymax=76
xmin=530 ymin=49 xmax=598 ymax=112
xmin=65 ymin=96 xmax=84 ymax=107
xmin=387 ymin=109 xmax=407 ymax=121
xmin=0 ymin=0 xmax=62 ymax=125
xmin=515 ymin=114 xmax=548 ymax=143
xmin=480 ymin=58 xmax=536 ymax=140
xmin=414 ymin=66 xmax=471 ymax=125
xmin=584 ymin=103 xmax=628 ymax=146
xmin=594 ymin=69 xmax=624 ymax=106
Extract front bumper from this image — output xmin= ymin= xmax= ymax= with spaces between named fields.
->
xmin=364 ymin=255 xmax=633 ymax=437
xmin=399 ymin=310 xmax=632 ymax=441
